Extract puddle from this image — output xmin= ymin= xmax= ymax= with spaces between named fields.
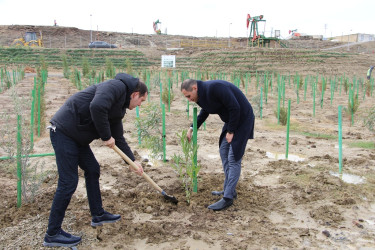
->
xmin=334 ymin=144 xmax=347 ymax=149
xmin=329 ymin=171 xmax=365 ymax=184
xmin=266 ymin=152 xmax=305 ymax=162
xmin=365 ymin=219 xmax=375 ymax=226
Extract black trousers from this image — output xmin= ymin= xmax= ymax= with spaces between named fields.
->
xmin=46 ymin=129 xmax=104 ymax=235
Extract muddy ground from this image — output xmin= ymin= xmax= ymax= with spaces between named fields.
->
xmin=1 ymin=36 xmax=375 ymax=249
xmin=1 ymin=68 xmax=375 ymax=250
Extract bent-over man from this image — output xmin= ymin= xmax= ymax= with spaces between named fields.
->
xmin=181 ymin=79 xmax=255 ymax=211
xmin=44 ymin=73 xmax=147 ymax=247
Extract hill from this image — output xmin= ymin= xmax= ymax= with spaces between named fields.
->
xmin=0 ymin=25 xmax=375 ymax=76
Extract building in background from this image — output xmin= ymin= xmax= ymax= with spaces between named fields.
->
xmin=331 ymin=33 xmax=375 ymax=43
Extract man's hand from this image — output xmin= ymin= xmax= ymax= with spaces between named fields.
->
xmin=129 ymin=161 xmax=144 ymax=176
xmin=104 ymin=137 xmax=115 ymax=148
xmin=226 ymin=132 xmax=234 ymax=143
xmin=187 ymin=127 xmax=193 ymax=142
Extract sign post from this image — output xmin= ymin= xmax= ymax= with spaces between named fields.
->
xmin=161 ymin=55 xmax=176 ymax=68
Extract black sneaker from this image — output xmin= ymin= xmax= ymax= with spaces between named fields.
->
xmin=43 ymin=229 xmax=81 ymax=247
xmin=91 ymin=211 xmax=121 ymax=227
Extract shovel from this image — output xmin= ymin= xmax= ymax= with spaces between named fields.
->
xmin=112 ymin=145 xmax=178 ymax=204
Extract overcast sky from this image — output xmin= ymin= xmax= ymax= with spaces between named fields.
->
xmin=0 ymin=0 xmax=373 ymax=39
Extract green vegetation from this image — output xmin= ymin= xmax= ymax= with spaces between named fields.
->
xmin=162 ymin=80 xmax=174 ymax=107
xmin=62 ymin=54 xmax=70 ymax=78
xmin=344 ymin=95 xmax=360 ymax=125
xmin=81 ymin=57 xmax=90 ymax=78
xmin=134 ymin=102 xmax=164 ymax=159
xmin=33 ymin=69 xmax=47 ymax=135
xmin=300 ymin=132 xmax=337 ymax=140
xmin=274 ymin=106 xmax=288 ymax=126
xmin=125 ymin=58 xmax=134 ymax=75
xmin=105 ymin=57 xmax=115 ymax=78
xmin=172 ymin=129 xmax=201 ymax=204
xmin=347 ymin=141 xmax=375 ymax=149
xmin=0 ymin=79 xmax=51 ymax=204
xmin=0 ymin=47 xmax=153 ymax=69
xmin=364 ymin=106 xmax=375 ymax=133
xmin=0 ymin=46 xmax=353 ymax=74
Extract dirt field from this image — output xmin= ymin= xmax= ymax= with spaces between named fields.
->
xmin=1 ymin=26 xmax=375 ymax=250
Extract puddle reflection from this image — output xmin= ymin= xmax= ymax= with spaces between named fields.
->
xmin=266 ymin=151 xmax=305 ymax=162
xmin=330 ymin=171 xmax=365 ymax=184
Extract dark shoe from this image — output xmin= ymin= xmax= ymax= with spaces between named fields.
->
xmin=211 ymin=190 xmax=237 ymax=199
xmin=208 ymin=198 xmax=233 ymax=211
xmin=91 ymin=210 xmax=121 ymax=227
xmin=43 ymin=229 xmax=81 ymax=247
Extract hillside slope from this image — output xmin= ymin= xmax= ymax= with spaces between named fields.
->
xmin=0 ymin=25 xmax=374 ymax=76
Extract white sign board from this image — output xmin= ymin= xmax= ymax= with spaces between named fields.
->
xmin=161 ymin=55 xmax=176 ymax=68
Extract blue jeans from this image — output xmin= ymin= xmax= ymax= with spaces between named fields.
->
xmin=219 ymin=138 xmax=242 ymax=199
xmin=47 ymin=129 xmax=104 ymax=235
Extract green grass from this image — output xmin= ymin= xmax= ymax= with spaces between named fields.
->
xmin=300 ymin=131 xmax=337 ymax=140
xmin=0 ymin=47 xmax=153 ymax=69
xmin=0 ymin=46 xmax=353 ymax=75
xmin=347 ymin=141 xmax=375 ymax=149
xmin=264 ymin=118 xmax=338 ymax=140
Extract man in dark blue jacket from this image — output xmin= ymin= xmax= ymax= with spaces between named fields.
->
xmin=367 ymin=66 xmax=374 ymax=80
xmin=181 ymin=79 xmax=254 ymax=211
xmin=43 ymin=73 xmax=148 ymax=247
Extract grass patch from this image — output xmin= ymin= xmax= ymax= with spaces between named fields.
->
xmin=0 ymin=47 xmax=153 ymax=69
xmin=347 ymin=141 xmax=375 ymax=149
xmin=299 ymin=131 xmax=337 ymax=140
xmin=264 ymin=118 xmax=337 ymax=140
xmin=264 ymin=118 xmax=302 ymax=131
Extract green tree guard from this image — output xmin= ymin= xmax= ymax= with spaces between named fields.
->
xmin=286 ymin=100 xmax=291 ymax=159
xmin=338 ymin=105 xmax=343 ymax=174
xmin=17 ymin=115 xmax=22 ymax=208
xmin=162 ymin=104 xmax=166 ymax=162
xmin=193 ymin=107 xmax=198 ymax=192
xmin=260 ymin=87 xmax=263 ymax=119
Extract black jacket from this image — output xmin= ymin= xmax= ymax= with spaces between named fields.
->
xmin=196 ymin=80 xmax=255 ymax=161
xmin=51 ymin=73 xmax=138 ymax=161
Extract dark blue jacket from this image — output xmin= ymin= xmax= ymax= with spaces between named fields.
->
xmin=196 ymin=80 xmax=255 ymax=161
xmin=51 ymin=73 xmax=138 ymax=161
xmin=367 ymin=66 xmax=374 ymax=80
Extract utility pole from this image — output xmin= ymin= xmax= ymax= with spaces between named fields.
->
xmin=324 ymin=24 xmax=327 ymax=39
xmin=229 ymin=23 xmax=232 ymax=47
xmin=347 ymin=29 xmax=352 ymax=51
xmin=90 ymin=14 xmax=93 ymax=42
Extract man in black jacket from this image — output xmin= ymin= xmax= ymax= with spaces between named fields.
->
xmin=43 ymin=73 xmax=148 ymax=247
xmin=181 ymin=79 xmax=255 ymax=211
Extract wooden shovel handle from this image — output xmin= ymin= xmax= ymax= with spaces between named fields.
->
xmin=112 ymin=145 xmax=163 ymax=193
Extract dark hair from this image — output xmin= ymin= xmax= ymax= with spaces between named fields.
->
xmin=134 ymin=80 xmax=148 ymax=97
xmin=181 ymin=79 xmax=197 ymax=91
